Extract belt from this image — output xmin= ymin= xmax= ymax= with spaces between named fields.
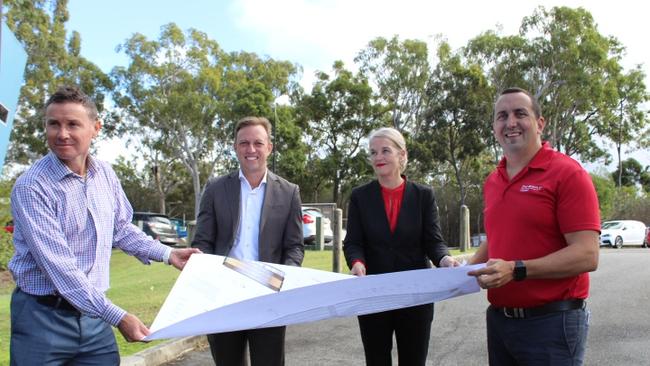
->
xmin=491 ymin=299 xmax=585 ymax=319
xmin=30 ymin=292 xmax=80 ymax=315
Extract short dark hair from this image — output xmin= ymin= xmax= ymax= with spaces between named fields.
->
xmin=45 ymin=85 xmax=99 ymax=121
xmin=498 ymin=87 xmax=542 ymax=119
xmin=234 ymin=116 xmax=272 ymax=141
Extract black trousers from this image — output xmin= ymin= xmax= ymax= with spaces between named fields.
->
xmin=207 ymin=326 xmax=286 ymax=366
xmin=358 ymin=303 xmax=434 ymax=366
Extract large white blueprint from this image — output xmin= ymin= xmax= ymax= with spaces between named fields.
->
xmin=145 ymin=254 xmax=483 ymax=340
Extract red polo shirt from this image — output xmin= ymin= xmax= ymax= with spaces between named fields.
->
xmin=484 ymin=142 xmax=600 ymax=307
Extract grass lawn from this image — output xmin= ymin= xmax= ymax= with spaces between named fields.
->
xmin=0 ymin=247 xmax=475 ymax=363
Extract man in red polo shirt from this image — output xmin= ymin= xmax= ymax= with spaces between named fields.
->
xmin=468 ymin=87 xmax=600 ymax=366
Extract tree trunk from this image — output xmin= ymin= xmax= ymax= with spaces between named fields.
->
xmin=191 ymin=161 xmax=202 ymax=220
xmin=617 ymin=100 xmax=624 ymax=187
xmin=152 ymin=165 xmax=166 ymax=214
xmin=333 ymin=170 xmax=341 ymax=209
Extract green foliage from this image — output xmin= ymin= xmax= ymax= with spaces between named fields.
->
xmin=293 ymin=62 xmax=384 ymax=206
xmin=112 ymin=157 xmax=158 ymax=213
xmin=4 ymin=1 xmax=647 ymax=253
xmin=3 ymin=0 xmax=114 ymax=165
xmin=591 ymin=173 xmax=617 ymax=219
xmin=606 ymin=187 xmax=650 ymax=223
xmin=611 ymin=158 xmax=650 ymax=189
xmin=0 ymin=231 xmax=13 ymax=271
xmin=356 ymin=36 xmax=430 ymax=132
xmin=272 ymin=104 xmax=310 ymax=186
xmin=465 ymin=6 xmax=649 ymax=162
xmin=112 ymin=23 xmax=299 ymax=218
xmin=419 ymin=44 xmax=493 ymax=207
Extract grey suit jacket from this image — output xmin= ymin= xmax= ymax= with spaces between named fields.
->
xmin=191 ymin=170 xmax=304 ymax=266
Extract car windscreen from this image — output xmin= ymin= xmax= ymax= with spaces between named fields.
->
xmin=303 ymin=209 xmax=322 ymax=217
xmin=149 ymin=216 xmax=173 ymax=225
xmin=601 ymin=222 xmax=622 ymax=229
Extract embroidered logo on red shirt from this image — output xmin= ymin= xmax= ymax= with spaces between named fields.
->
xmin=520 ymin=184 xmax=543 ymax=192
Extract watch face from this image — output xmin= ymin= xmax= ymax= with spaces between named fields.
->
xmin=514 ymin=260 xmax=526 ymax=281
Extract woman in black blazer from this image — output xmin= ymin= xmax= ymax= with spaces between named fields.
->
xmin=344 ymin=127 xmax=459 ymax=366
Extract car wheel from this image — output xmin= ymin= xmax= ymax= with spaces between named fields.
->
xmin=614 ymin=236 xmax=623 ymax=249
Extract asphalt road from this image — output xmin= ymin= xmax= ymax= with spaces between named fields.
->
xmin=164 ymin=248 xmax=650 ymax=365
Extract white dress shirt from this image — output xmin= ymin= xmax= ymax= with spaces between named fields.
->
xmin=230 ymin=169 xmax=267 ymax=261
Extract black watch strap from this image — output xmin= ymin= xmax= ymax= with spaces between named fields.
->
xmin=513 ymin=260 xmax=527 ymax=281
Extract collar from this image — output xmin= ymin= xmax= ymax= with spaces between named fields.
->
xmin=497 ymin=141 xmax=553 ymax=173
xmin=47 ymin=152 xmax=97 ymax=181
xmin=238 ymin=168 xmax=268 ymax=189
xmin=380 ymin=175 xmax=407 ymax=192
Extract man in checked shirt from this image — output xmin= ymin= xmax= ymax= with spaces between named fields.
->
xmin=8 ymin=85 xmax=201 ymax=365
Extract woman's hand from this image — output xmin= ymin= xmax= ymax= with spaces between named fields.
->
xmin=351 ymin=261 xmax=367 ymax=276
xmin=439 ymin=255 xmax=461 ymax=267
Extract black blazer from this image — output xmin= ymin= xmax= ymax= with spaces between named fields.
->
xmin=191 ymin=170 xmax=304 ymax=266
xmin=343 ymin=180 xmax=449 ymax=275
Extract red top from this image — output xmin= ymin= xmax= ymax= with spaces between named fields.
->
xmin=483 ymin=142 xmax=601 ymax=307
xmin=381 ymin=179 xmax=406 ymax=233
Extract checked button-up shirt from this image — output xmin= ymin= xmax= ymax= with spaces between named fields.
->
xmin=9 ymin=153 xmax=170 ymax=326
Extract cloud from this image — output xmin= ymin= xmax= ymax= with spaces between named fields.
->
xmin=229 ymin=0 xmax=535 ymax=73
xmin=231 ymin=0 xmax=647 ymax=75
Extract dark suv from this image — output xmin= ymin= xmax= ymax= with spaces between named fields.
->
xmin=132 ymin=212 xmax=180 ymax=246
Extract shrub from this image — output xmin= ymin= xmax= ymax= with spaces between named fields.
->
xmin=0 ymin=230 xmax=13 ymax=270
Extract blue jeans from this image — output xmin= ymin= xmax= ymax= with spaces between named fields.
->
xmin=486 ymin=304 xmax=590 ymax=366
xmin=11 ymin=288 xmax=120 ymax=365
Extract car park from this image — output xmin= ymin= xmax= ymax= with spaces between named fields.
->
xmin=132 ymin=212 xmax=181 ymax=247
xmin=302 ymin=207 xmax=333 ymax=244
xmin=170 ymin=218 xmax=188 ymax=238
xmin=600 ymin=220 xmax=647 ymax=248
xmin=470 ymin=233 xmax=486 ymax=247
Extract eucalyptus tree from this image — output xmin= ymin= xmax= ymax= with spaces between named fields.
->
xmin=294 ymin=61 xmax=383 ymax=207
xmin=465 ymin=6 xmax=647 ymax=163
xmin=419 ymin=43 xmax=493 ymax=207
xmin=3 ymin=0 xmax=113 ymax=165
xmin=355 ymin=36 xmax=430 ymax=134
xmin=111 ymin=23 xmax=299 ymax=217
xmin=608 ymin=67 xmax=649 ymax=186
xmin=111 ymin=157 xmax=158 ymax=213
xmin=610 ymin=158 xmax=649 ymax=189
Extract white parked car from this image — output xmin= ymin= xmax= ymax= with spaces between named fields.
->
xmin=600 ymin=220 xmax=647 ymax=248
xmin=302 ymin=207 xmax=333 ymax=244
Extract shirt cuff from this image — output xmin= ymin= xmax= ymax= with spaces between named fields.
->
xmin=163 ymin=247 xmax=172 ymax=265
xmin=104 ymin=304 xmax=128 ymax=327
xmin=351 ymin=259 xmax=365 ymax=268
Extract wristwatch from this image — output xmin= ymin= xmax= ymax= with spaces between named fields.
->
xmin=513 ymin=260 xmax=527 ymax=281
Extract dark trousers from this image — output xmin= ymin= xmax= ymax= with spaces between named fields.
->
xmin=486 ymin=305 xmax=590 ymax=366
xmin=207 ymin=326 xmax=286 ymax=366
xmin=357 ymin=303 xmax=434 ymax=366
xmin=10 ymin=288 xmax=119 ymax=365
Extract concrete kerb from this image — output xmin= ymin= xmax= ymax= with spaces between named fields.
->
xmin=121 ymin=253 xmax=475 ymax=365
xmin=121 ymin=336 xmax=207 ymax=366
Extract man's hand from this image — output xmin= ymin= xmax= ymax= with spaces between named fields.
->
xmin=351 ymin=261 xmax=366 ymax=276
xmin=439 ymin=255 xmax=461 ymax=267
xmin=169 ymin=248 xmax=202 ymax=270
xmin=117 ymin=313 xmax=150 ymax=342
xmin=467 ymin=258 xmax=515 ymax=289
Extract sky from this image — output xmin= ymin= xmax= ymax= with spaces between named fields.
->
xmin=64 ymin=0 xmax=649 ymax=169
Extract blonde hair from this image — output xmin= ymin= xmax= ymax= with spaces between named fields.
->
xmin=368 ymin=127 xmax=408 ymax=172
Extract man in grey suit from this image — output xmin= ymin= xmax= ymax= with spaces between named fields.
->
xmin=192 ymin=116 xmax=304 ymax=366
